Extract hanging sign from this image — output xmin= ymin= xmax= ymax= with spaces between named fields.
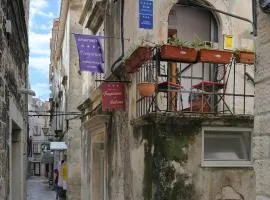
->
xmin=139 ymin=0 xmax=153 ymax=29
xmin=74 ymin=34 xmax=104 ymax=73
xmin=102 ymin=82 xmax=125 ymax=111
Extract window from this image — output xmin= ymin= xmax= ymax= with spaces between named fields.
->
xmin=33 ymin=143 xmax=41 ymax=154
xmin=202 ymin=127 xmax=252 ymax=167
xmin=33 ymin=126 xmax=41 ymax=136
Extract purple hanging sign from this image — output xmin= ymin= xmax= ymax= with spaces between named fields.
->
xmin=74 ymin=34 xmax=104 ymax=73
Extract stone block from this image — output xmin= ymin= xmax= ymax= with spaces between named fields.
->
xmin=215 ymin=186 xmax=243 ymax=200
xmin=254 ymin=81 xmax=270 ymax=115
xmin=254 ymin=160 xmax=270 ymax=196
xmin=254 ymin=114 xmax=270 ymax=136
xmin=257 ymin=196 xmax=270 ymax=200
xmin=253 ymin=136 xmax=270 ymax=160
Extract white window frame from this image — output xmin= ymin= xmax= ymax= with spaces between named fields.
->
xmin=33 ymin=125 xmax=41 ymax=136
xmin=33 ymin=143 xmax=41 ymax=154
xmin=201 ymin=127 xmax=253 ymax=167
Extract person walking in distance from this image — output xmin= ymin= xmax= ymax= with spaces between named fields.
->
xmin=57 ymin=160 xmax=63 ymax=200
xmin=60 ymin=158 xmax=68 ymax=199
xmin=53 ymin=169 xmax=59 ymax=198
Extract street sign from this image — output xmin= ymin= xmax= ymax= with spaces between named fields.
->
xmin=139 ymin=0 xmax=153 ymax=29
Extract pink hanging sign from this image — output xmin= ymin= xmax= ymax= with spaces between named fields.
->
xmin=102 ymin=82 xmax=125 ymax=111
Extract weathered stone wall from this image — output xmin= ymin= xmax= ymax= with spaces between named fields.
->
xmin=129 ymin=115 xmax=255 ymax=200
xmin=107 ymin=111 xmax=133 ymax=200
xmin=82 ymin=1 xmax=256 ymax=200
xmin=65 ymin=1 xmax=83 ymax=199
xmin=253 ymin=1 xmax=270 ymax=199
xmin=0 ymin=0 xmax=29 ymax=199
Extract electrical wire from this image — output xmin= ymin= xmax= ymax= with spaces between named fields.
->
xmin=28 ymin=113 xmax=81 ymax=117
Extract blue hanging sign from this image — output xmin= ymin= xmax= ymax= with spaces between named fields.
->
xmin=139 ymin=0 xmax=153 ymax=29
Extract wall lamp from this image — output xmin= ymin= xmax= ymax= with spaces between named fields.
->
xmin=17 ymin=88 xmax=36 ymax=96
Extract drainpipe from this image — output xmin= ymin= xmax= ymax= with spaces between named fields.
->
xmin=111 ymin=0 xmax=124 ymax=80
xmin=252 ymin=0 xmax=257 ymax=36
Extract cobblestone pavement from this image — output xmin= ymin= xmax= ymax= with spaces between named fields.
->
xmin=27 ymin=176 xmax=56 ymax=200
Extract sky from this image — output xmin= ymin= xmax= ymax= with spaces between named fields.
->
xmin=29 ymin=0 xmax=60 ymax=101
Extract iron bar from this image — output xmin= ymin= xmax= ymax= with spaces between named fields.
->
xmin=181 ymin=76 xmax=203 ymax=80
xmin=244 ymin=64 xmax=246 ymax=114
xmin=233 ymin=61 xmax=236 ymax=114
xmin=180 ymin=63 xmax=194 ymax=73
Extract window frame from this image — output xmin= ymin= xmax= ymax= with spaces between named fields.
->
xmin=201 ymin=126 xmax=253 ymax=167
xmin=33 ymin=125 xmax=41 ymax=136
xmin=32 ymin=143 xmax=41 ymax=154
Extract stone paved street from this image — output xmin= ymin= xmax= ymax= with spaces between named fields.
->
xmin=27 ymin=176 xmax=56 ymax=200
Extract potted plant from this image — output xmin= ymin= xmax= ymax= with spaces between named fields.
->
xmin=198 ymin=47 xmax=233 ymax=64
xmin=137 ymin=65 xmax=156 ymax=97
xmin=159 ymin=35 xmax=198 ymax=63
xmin=194 ymin=37 xmax=233 ymax=64
xmin=234 ymin=49 xmax=255 ymax=64
xmin=124 ymin=45 xmax=152 ymax=73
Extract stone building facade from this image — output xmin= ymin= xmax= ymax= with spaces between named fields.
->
xmin=77 ymin=0 xmax=256 ymax=200
xmin=49 ymin=1 xmax=83 ymax=199
xmin=28 ymin=98 xmax=52 ymax=177
xmin=0 ymin=0 xmax=29 ymax=199
xmin=253 ymin=1 xmax=270 ymax=200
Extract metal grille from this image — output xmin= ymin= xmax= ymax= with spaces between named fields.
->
xmin=136 ymin=48 xmax=254 ymax=117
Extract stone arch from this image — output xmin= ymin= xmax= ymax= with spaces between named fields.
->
xmin=215 ymin=186 xmax=244 ymax=200
xmin=158 ymin=0 xmax=232 ymax=43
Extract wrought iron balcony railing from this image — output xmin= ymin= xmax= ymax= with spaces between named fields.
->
xmin=135 ymin=47 xmax=254 ymax=118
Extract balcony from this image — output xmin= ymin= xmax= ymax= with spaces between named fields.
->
xmin=133 ymin=46 xmax=255 ymax=118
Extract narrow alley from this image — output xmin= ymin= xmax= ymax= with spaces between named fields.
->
xmin=1 ymin=0 xmax=270 ymax=199
xmin=27 ymin=177 xmax=55 ymax=200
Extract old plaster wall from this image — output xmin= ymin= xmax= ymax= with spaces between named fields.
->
xmin=81 ymin=125 xmax=91 ymax=200
xmin=106 ymin=115 xmax=255 ymax=200
xmin=131 ymin=116 xmax=255 ymax=200
xmin=0 ymin=1 xmax=29 ymax=199
xmin=118 ymin=0 xmax=255 ymax=116
xmin=103 ymin=2 xmax=256 ymax=200
xmin=63 ymin=1 xmax=84 ymax=199
xmin=122 ymin=0 xmax=253 ymax=49
xmin=185 ymin=120 xmax=255 ymax=200
xmin=253 ymin=2 xmax=270 ymax=200
xmin=107 ymin=111 xmax=133 ymax=200
xmin=9 ymin=98 xmax=25 ymax=200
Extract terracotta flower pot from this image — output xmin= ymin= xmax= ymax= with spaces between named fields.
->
xmin=198 ymin=49 xmax=232 ymax=64
xmin=235 ymin=51 xmax=255 ymax=65
xmin=137 ymin=82 xmax=156 ymax=97
xmin=160 ymin=45 xmax=198 ymax=63
xmin=125 ymin=46 xmax=152 ymax=73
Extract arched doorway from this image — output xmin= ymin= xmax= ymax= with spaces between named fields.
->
xmin=168 ymin=2 xmax=219 ymax=43
xmin=167 ymin=2 xmax=220 ymax=110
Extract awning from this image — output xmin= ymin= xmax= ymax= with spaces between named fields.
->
xmin=50 ymin=142 xmax=67 ymax=150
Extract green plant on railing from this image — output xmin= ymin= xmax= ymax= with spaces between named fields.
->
xmin=233 ymin=47 xmax=255 ymax=53
xmin=167 ymin=34 xmax=217 ymax=50
xmin=123 ymin=38 xmax=154 ymax=62
xmin=191 ymin=35 xmax=205 ymax=50
xmin=167 ymin=34 xmax=192 ymax=48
